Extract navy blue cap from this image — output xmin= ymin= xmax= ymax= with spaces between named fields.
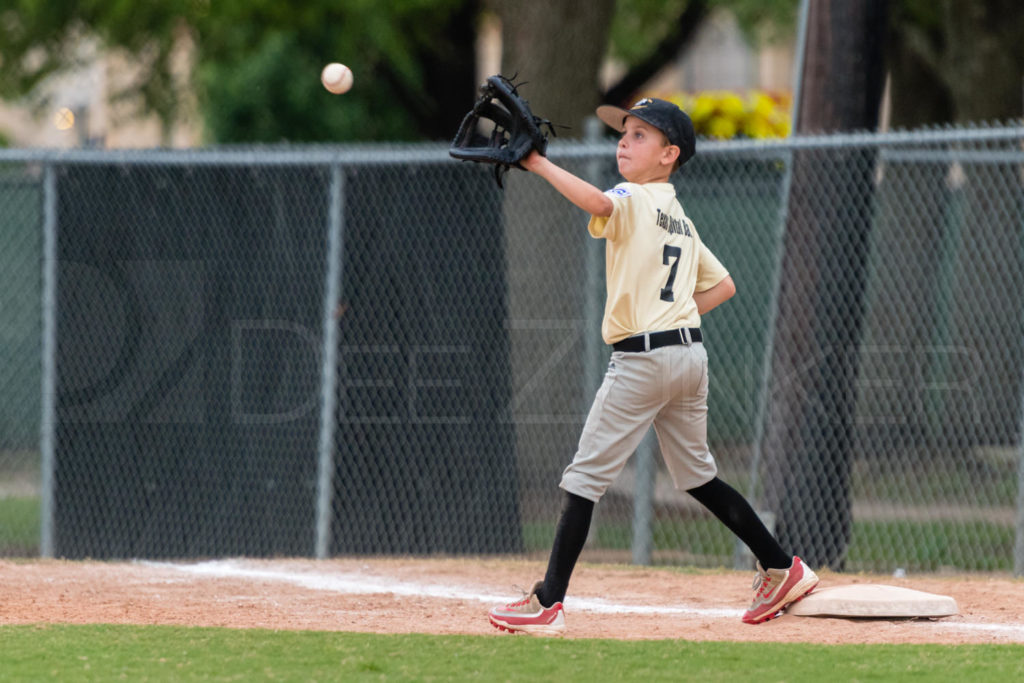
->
xmin=596 ymin=98 xmax=696 ymax=167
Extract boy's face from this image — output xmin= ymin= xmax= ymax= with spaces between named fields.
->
xmin=616 ymin=116 xmax=680 ymax=183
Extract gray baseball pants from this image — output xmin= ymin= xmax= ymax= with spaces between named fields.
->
xmin=560 ymin=342 xmax=718 ymax=502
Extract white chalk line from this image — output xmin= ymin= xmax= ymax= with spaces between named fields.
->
xmin=141 ymin=559 xmax=1024 ymax=640
xmin=141 ymin=559 xmax=741 ymax=618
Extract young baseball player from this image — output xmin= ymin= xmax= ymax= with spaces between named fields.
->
xmin=488 ymin=98 xmax=818 ymax=636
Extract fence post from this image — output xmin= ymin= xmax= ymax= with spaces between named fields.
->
xmin=1015 ymin=376 xmax=1024 ymax=577
xmin=583 ymin=118 xmax=606 ymax=550
xmin=314 ymin=163 xmax=346 ymax=559
xmin=1015 ymin=167 xmax=1024 ymax=578
xmin=582 ymin=118 xmax=606 ymax=409
xmin=39 ymin=163 xmax=58 ymax=558
xmin=631 ymin=430 xmax=658 ymax=565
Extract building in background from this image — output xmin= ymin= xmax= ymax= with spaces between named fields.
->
xmin=0 ymin=35 xmax=199 ymax=149
xmin=655 ymin=10 xmax=793 ymax=94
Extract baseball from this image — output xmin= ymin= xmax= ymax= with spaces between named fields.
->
xmin=320 ymin=63 xmax=353 ymax=94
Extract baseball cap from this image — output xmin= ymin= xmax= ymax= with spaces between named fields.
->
xmin=596 ymin=98 xmax=696 ymax=167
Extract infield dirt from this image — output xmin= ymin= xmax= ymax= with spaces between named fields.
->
xmin=2 ymin=557 xmax=1022 ymax=644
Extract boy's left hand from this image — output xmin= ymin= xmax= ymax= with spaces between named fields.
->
xmin=520 ymin=150 xmax=546 ymax=173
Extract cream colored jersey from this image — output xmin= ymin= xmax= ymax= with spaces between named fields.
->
xmin=588 ymin=182 xmax=729 ymax=344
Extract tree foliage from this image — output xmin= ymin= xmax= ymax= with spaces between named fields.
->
xmin=2 ymin=0 xmax=1021 ymax=145
xmin=0 ymin=0 xmax=478 ymax=144
xmin=609 ymin=0 xmax=798 ymax=65
xmin=196 ymin=0 xmax=478 ymax=143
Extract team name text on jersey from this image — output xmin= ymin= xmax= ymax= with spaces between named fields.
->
xmin=656 ymin=209 xmax=691 ymax=237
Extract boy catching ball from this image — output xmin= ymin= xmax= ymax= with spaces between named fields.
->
xmin=488 ymin=98 xmax=818 ymax=636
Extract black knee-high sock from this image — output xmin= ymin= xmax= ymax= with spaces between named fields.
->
xmin=687 ymin=477 xmax=791 ymax=570
xmin=536 ymin=491 xmax=594 ymax=608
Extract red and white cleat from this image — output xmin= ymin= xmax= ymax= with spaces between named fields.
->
xmin=489 ymin=581 xmax=566 ymax=636
xmin=743 ymin=556 xmax=819 ymax=624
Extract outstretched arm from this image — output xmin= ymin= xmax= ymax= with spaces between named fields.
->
xmin=521 ymin=151 xmax=614 ymax=217
xmin=693 ymin=275 xmax=736 ymax=314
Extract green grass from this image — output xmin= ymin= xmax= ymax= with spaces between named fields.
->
xmin=847 ymin=519 xmax=1015 ymax=572
xmin=0 ymin=496 xmax=40 ymax=555
xmin=0 ymin=624 xmax=1022 ymax=682
xmin=853 ymin=457 xmax=1018 ymax=507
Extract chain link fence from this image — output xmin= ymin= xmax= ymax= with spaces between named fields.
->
xmin=1 ymin=125 xmax=1023 ymax=573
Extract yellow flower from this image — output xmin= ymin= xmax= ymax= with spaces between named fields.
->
xmin=718 ymin=93 xmax=745 ymax=119
xmin=637 ymin=89 xmax=793 ymax=139
xmin=772 ymin=117 xmax=792 ymax=138
xmin=707 ymin=116 xmax=737 ymax=139
xmin=690 ymin=93 xmax=718 ymax=125
xmin=743 ymin=115 xmax=773 ymax=139
xmin=749 ymin=92 xmax=777 ymax=118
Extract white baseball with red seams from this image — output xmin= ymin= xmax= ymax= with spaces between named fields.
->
xmin=321 ymin=63 xmax=353 ymax=94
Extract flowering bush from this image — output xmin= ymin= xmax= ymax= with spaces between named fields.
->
xmin=659 ymin=90 xmax=792 ymax=139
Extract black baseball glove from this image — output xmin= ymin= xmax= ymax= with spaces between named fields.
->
xmin=449 ymin=74 xmax=557 ymax=188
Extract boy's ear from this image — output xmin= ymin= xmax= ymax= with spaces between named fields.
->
xmin=663 ymin=144 xmax=681 ymax=166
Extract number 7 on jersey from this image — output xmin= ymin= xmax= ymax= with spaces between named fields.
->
xmin=660 ymin=245 xmax=682 ymax=302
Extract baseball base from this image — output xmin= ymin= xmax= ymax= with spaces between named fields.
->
xmin=788 ymin=584 xmax=958 ymax=618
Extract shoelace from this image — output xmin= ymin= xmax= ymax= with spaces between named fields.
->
xmin=506 ymin=585 xmax=534 ymax=608
xmin=507 ymin=595 xmax=531 ymax=608
xmin=752 ymin=571 xmax=775 ymax=598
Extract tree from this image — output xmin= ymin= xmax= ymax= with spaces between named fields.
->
xmin=0 ymin=0 xmax=480 ymax=144
xmin=603 ymin=0 xmax=711 ymax=108
xmin=5 ymin=0 xmax=1023 ymax=146
xmin=758 ymin=0 xmax=889 ymax=570
xmin=887 ymin=0 xmax=1024 ymax=126
xmin=487 ymin=0 xmax=617 ymax=136
xmin=196 ymin=0 xmax=480 ymax=143
xmin=0 ymin=0 xmax=799 ymax=145
xmin=489 ymin=0 xmax=799 ymax=132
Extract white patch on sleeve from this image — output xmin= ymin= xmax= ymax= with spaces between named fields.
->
xmin=606 ymin=187 xmax=632 ymax=198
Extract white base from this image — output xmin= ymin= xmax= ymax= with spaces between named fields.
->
xmin=788 ymin=584 xmax=958 ymax=618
